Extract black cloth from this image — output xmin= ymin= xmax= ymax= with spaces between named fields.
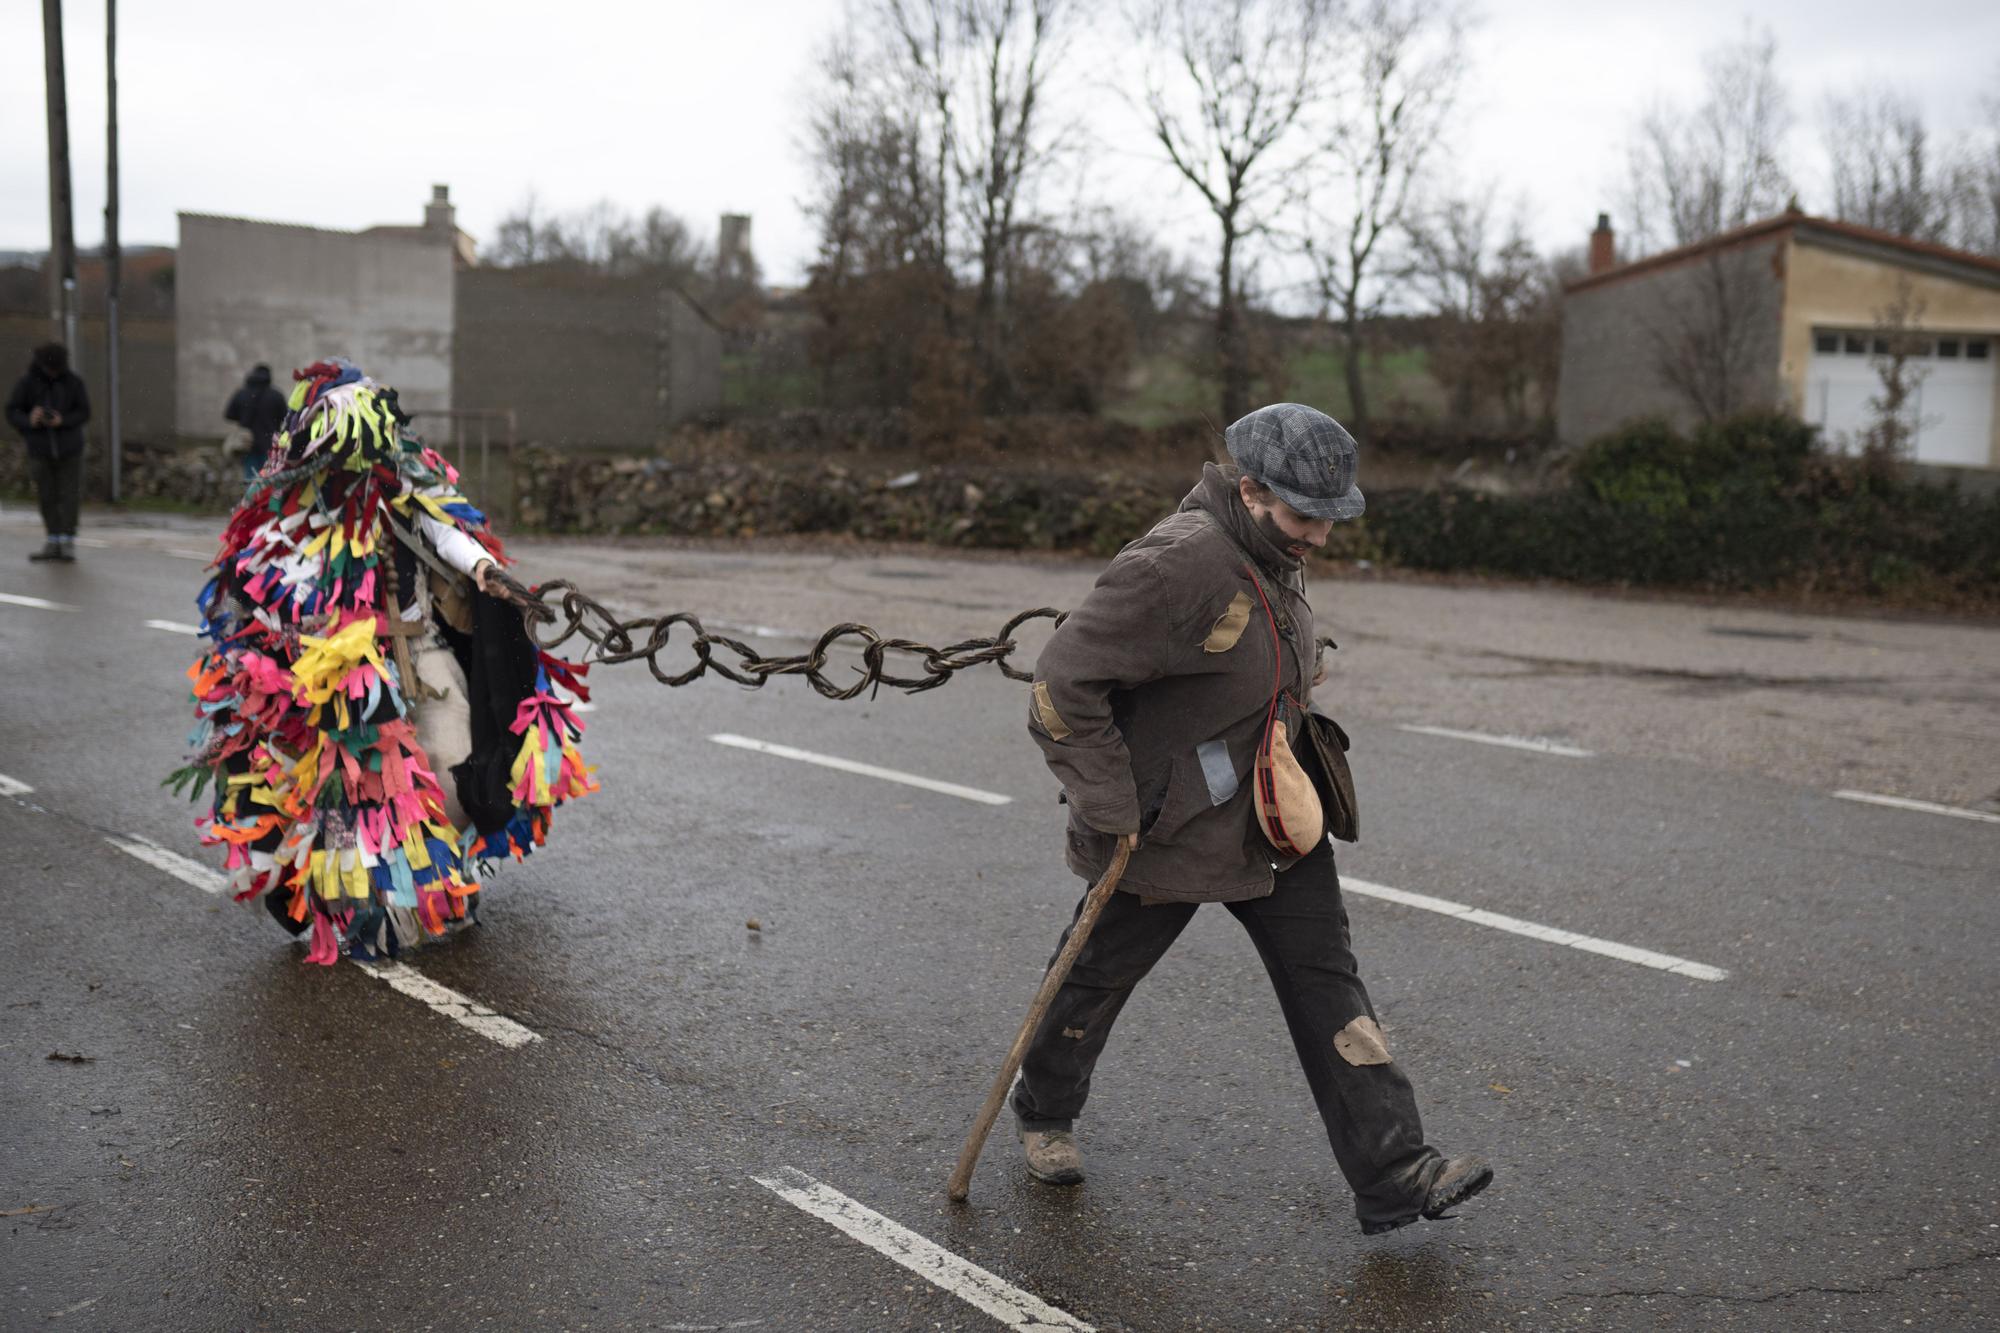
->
xmin=7 ymin=365 xmax=91 ymax=461
xmin=223 ymin=373 xmax=288 ymax=456
xmin=1011 ymin=835 xmax=1442 ymax=1230
xmin=447 ymin=587 xmax=545 ymax=837
xmin=27 ymin=450 xmax=84 ymax=537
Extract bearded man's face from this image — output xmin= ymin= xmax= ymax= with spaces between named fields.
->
xmin=1239 ymin=478 xmax=1332 ymax=559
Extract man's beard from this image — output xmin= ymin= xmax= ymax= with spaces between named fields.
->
xmin=1253 ymin=510 xmax=1309 ymax=561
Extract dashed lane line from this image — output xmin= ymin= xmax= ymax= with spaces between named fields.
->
xmin=72 ymin=537 xmax=210 ymax=561
xmin=1833 ymin=790 xmax=2000 ymax=826
xmin=0 ymin=773 xmax=33 ymax=797
xmin=103 ymin=833 xmax=227 ymax=895
xmin=752 ymin=1167 xmax=1092 ymax=1332
xmin=1344 ymin=876 xmax=1729 ymax=982
xmin=0 ymin=592 xmax=78 ymax=611
xmin=144 ymin=619 xmax=202 ymax=635
xmin=348 ymin=960 xmax=542 ymax=1049
xmin=709 ymin=733 xmax=1013 ymax=806
xmin=1398 ymin=724 xmax=1593 ymax=757
xmin=100 ymin=834 xmax=542 ymax=1047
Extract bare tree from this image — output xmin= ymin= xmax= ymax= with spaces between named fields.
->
xmin=1823 ymin=87 xmax=1954 ymax=241
xmin=1297 ymin=0 xmax=1468 ymax=438
xmin=802 ymin=31 xmax=953 ymax=410
xmin=489 ymin=191 xmax=555 ymax=267
xmin=1862 ymin=276 xmax=1930 ymax=463
xmin=1405 ymin=188 xmax=1551 ymax=427
xmin=855 ymin=1 xmax=1076 ymax=408
xmin=1946 ymin=82 xmax=2000 ymax=257
xmin=1127 ymin=0 xmax=1333 ymax=423
xmin=1622 ymin=28 xmax=1793 ymax=254
xmin=963 ymin=0 xmax=1070 ymax=406
xmin=487 ymin=195 xmax=711 ymax=286
xmin=1645 ymin=248 xmax=1771 ymax=423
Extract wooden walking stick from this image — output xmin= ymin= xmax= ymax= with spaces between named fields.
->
xmin=947 ymin=838 xmax=1134 ymax=1203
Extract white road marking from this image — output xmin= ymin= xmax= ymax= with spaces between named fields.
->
xmin=0 ymin=592 xmax=78 ymax=611
xmin=71 ymin=537 xmax=208 ymax=561
xmin=104 ymin=834 xmax=227 ymax=894
xmin=1344 ymin=876 xmax=1728 ymax=982
xmin=752 ymin=1167 xmax=1092 ymax=1332
xmin=1833 ymin=790 xmax=2000 ymax=826
xmin=144 ymin=619 xmax=202 ymax=636
xmin=1398 ymin=724 xmax=1593 ymax=757
xmin=347 ymin=960 xmax=543 ymax=1049
xmin=0 ymin=773 xmax=33 ymax=797
xmin=102 ymin=835 xmax=542 ymax=1048
xmin=709 ymin=733 xmax=1013 ymax=806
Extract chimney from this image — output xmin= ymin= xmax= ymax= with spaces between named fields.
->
xmin=717 ymin=213 xmax=752 ymax=281
xmin=1588 ymin=212 xmax=1616 ymax=275
xmin=425 ymin=184 xmax=456 ymax=234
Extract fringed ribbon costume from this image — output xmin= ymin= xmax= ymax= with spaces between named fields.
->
xmin=169 ymin=360 xmax=596 ymax=964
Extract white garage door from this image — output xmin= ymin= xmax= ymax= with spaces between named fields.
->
xmin=1805 ymin=329 xmax=1995 ymax=467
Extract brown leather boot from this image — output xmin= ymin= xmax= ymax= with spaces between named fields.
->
xmin=1361 ymin=1155 xmax=1493 ymax=1235
xmin=1019 ymin=1128 xmax=1084 ymax=1185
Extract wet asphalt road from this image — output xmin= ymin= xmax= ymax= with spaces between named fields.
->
xmin=2 ymin=521 xmax=1996 ymax=1332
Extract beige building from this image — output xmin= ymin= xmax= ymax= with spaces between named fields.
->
xmin=1559 ymin=210 xmax=2000 ymax=469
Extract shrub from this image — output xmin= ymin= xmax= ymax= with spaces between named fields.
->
xmin=1372 ymin=413 xmax=2000 ymax=599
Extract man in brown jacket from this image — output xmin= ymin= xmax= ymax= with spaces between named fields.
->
xmin=1015 ymin=402 xmax=1491 ymax=1236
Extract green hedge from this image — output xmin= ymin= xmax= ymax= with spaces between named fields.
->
xmin=1367 ymin=413 xmax=2000 ymax=598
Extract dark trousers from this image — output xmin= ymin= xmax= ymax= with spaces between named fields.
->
xmin=28 ymin=450 xmax=83 ymax=538
xmin=1012 ymin=838 xmax=1441 ymax=1227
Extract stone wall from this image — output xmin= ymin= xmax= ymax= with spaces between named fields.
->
xmin=0 ymin=313 xmax=177 ymax=442
xmin=0 ymin=437 xmax=246 ymax=511
xmin=453 ymin=268 xmax=722 ymax=447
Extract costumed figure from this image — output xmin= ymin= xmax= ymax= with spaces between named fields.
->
xmin=168 ymin=359 xmax=596 ymax=964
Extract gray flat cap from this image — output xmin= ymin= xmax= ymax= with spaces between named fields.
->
xmin=1224 ymin=402 xmax=1365 ymax=522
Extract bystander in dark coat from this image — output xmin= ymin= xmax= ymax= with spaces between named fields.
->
xmin=5 ymin=343 xmax=91 ymax=562
xmin=223 ymin=364 xmax=288 ymax=480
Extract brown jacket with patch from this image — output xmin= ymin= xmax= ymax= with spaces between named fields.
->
xmin=1030 ymin=463 xmax=1319 ymax=903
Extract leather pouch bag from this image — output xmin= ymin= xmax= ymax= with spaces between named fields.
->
xmin=1299 ymin=710 xmax=1360 ymax=843
xmin=1255 ymin=710 xmax=1324 ymax=856
xmin=1241 ymin=560 xmax=1325 ymax=857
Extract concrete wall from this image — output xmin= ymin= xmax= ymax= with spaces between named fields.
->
xmin=453 ymin=267 xmax=721 ymax=447
xmin=1558 ymin=235 xmax=1787 ymax=445
xmin=175 ymin=213 xmax=455 ymax=435
xmin=1779 ymin=235 xmax=2000 ymax=467
xmin=1 ymin=313 xmax=176 ymax=442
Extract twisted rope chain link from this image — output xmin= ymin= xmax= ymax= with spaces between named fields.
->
xmin=511 ymin=578 xmax=1067 ymax=701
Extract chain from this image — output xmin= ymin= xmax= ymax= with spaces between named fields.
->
xmin=511 ymin=578 xmax=1068 ymax=701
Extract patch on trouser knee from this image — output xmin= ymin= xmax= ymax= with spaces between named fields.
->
xmin=1061 ymin=1026 xmax=1086 ymax=1039
xmin=1334 ymin=1015 xmax=1391 ymax=1066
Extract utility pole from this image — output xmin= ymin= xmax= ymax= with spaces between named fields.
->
xmin=105 ymin=0 xmax=122 ymax=500
xmin=42 ymin=0 xmax=80 ymax=363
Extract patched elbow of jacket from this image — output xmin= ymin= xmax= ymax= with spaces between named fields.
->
xmin=1032 ymin=681 xmax=1074 ymax=741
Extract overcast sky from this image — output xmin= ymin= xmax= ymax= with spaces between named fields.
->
xmin=4 ymin=0 xmax=1997 ymax=285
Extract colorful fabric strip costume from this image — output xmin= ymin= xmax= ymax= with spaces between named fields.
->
xmin=169 ymin=359 xmax=596 ymax=963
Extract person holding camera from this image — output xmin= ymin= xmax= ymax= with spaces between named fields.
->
xmin=6 ymin=343 xmax=91 ymax=563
